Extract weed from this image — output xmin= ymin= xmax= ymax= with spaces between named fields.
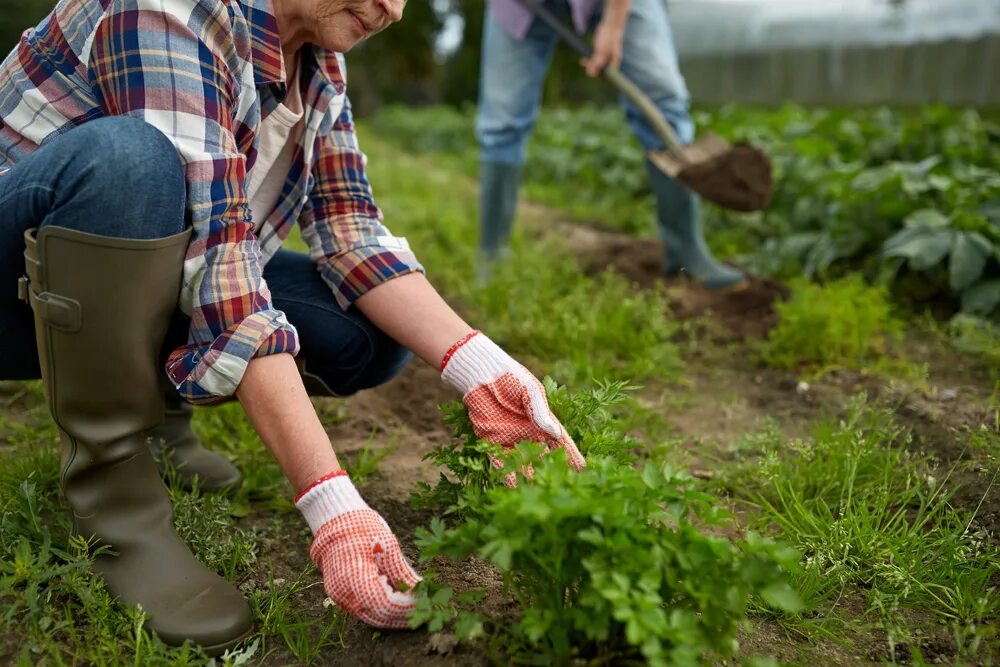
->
xmin=407 ymin=570 xmax=485 ymax=638
xmin=414 ymin=449 xmax=801 ymax=666
xmin=251 ymin=567 xmax=349 ymax=663
xmin=169 ymin=485 xmax=260 ymax=581
xmin=342 ymin=429 xmax=398 ymax=485
xmin=411 ymin=378 xmax=642 ymax=514
xmin=190 ymin=401 xmax=294 ymax=514
xmin=948 ymin=313 xmax=1000 ymax=373
xmin=757 ymin=276 xmax=913 ymax=376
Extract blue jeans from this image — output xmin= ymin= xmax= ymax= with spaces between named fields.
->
xmin=476 ymin=0 xmax=693 ymax=165
xmin=0 ymin=117 xmax=411 ymax=394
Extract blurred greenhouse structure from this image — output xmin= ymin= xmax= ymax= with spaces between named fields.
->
xmin=671 ymin=0 xmax=1000 ymax=106
xmin=1 ymin=0 xmax=997 ymax=108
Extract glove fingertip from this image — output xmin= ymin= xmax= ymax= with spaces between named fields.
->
xmin=389 ymin=552 xmax=423 ymax=589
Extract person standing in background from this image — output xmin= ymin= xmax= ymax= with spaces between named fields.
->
xmin=476 ymin=0 xmax=746 ymax=290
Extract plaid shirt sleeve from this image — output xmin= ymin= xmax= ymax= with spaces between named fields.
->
xmin=299 ymin=93 xmax=424 ymax=310
xmin=89 ymin=0 xmax=298 ymax=404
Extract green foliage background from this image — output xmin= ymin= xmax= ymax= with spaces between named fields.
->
xmin=369 ymin=104 xmax=1000 ymax=321
xmin=1 ymin=1 xmax=52 ymax=56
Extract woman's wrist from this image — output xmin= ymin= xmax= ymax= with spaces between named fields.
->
xmin=601 ymin=0 xmax=631 ymax=28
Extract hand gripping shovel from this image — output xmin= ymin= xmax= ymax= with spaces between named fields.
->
xmin=516 ymin=0 xmax=774 ymax=212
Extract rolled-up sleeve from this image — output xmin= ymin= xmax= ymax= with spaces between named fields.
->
xmin=89 ymin=0 xmax=298 ymax=404
xmin=299 ymin=95 xmax=424 ymax=309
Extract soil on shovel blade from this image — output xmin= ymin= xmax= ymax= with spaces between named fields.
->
xmin=676 ymin=142 xmax=774 ymax=213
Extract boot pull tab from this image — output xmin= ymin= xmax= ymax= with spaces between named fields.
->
xmin=25 ymin=281 xmax=83 ymax=332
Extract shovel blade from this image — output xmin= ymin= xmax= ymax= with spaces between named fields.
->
xmin=647 ymin=132 xmax=731 ymax=177
xmin=648 ymin=134 xmax=774 ymax=213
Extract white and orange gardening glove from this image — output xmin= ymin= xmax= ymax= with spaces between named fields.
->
xmin=295 ymin=471 xmax=421 ymax=629
xmin=440 ymin=331 xmax=586 ymax=485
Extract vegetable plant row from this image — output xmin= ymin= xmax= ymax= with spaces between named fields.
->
xmin=369 ymin=104 xmax=1000 ymax=320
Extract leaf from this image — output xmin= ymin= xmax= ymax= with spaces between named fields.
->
xmin=760 ymin=583 xmax=804 ymax=613
xmin=978 ymin=197 xmax=1000 ymax=223
xmin=883 ymin=228 xmax=954 ymax=270
xmin=454 ymin=611 xmax=484 ymax=640
xmin=961 ymin=279 xmax=1000 ymax=315
xmin=949 ymin=232 xmax=991 ymax=291
xmin=904 ymin=208 xmax=950 ymax=229
xmin=851 ymin=167 xmax=893 ymax=192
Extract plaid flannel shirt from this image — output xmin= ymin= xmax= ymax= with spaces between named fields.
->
xmin=0 ymin=0 xmax=423 ymax=403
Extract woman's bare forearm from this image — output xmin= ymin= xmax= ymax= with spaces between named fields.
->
xmin=234 ymin=273 xmax=469 ymax=494
xmin=236 ymin=352 xmax=341 ymax=493
xmin=355 ymin=272 xmax=474 ymax=369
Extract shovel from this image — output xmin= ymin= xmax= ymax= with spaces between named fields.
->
xmin=516 ymin=0 xmax=774 ymax=212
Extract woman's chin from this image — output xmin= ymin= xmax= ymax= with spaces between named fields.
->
xmin=317 ymin=29 xmax=363 ymax=53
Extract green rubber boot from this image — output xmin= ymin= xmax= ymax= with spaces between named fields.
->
xmin=21 ymin=226 xmax=253 ymax=655
xmin=149 ymin=375 xmax=243 ymax=494
xmin=646 ymin=159 xmax=747 ymax=291
xmin=478 ymin=161 xmax=523 ymax=282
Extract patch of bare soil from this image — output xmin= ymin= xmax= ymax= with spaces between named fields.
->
xmin=665 ymin=277 xmax=790 ymax=342
xmin=557 ymin=221 xmax=664 ymax=288
xmin=550 ymin=217 xmax=788 ymax=341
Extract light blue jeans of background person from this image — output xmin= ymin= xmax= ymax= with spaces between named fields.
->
xmin=476 ymin=0 xmax=694 ymax=165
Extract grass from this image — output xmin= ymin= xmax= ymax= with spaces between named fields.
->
xmin=250 ymin=568 xmax=349 ymax=664
xmin=724 ymin=397 xmax=999 ymax=663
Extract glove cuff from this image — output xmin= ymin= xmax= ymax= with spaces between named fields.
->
xmin=295 ymin=471 xmax=369 ymax=534
xmin=441 ymin=331 xmax=513 ymax=395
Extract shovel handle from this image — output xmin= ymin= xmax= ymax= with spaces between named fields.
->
xmin=514 ymin=0 xmax=685 ymax=152
xmin=602 ymin=69 xmax=684 ymax=152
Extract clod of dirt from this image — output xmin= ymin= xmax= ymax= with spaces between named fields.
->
xmin=426 ymin=633 xmax=459 ymax=655
xmin=677 ymin=142 xmax=774 ymax=213
xmin=868 ymin=641 xmax=913 ymax=665
xmin=667 ymin=276 xmax=791 ymax=341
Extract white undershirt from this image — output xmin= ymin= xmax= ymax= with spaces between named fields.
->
xmin=247 ymin=67 xmax=304 ymax=233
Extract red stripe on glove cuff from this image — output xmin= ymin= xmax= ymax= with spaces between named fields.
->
xmin=295 ymin=469 xmax=349 ymax=503
xmin=440 ymin=330 xmax=481 ymax=372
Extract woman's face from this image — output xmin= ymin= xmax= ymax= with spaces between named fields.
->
xmin=308 ymin=0 xmax=405 ymax=52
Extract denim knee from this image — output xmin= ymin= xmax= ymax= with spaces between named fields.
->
xmin=307 ymin=324 xmax=413 ymax=396
xmin=338 ymin=328 xmax=413 ymax=395
xmin=51 ymin=117 xmax=186 ymax=239
xmin=361 ymin=338 xmax=413 ymax=391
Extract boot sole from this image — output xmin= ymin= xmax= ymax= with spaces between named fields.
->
xmin=180 ymin=626 xmax=255 ymax=658
xmin=664 ymin=272 xmax=751 ymax=294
